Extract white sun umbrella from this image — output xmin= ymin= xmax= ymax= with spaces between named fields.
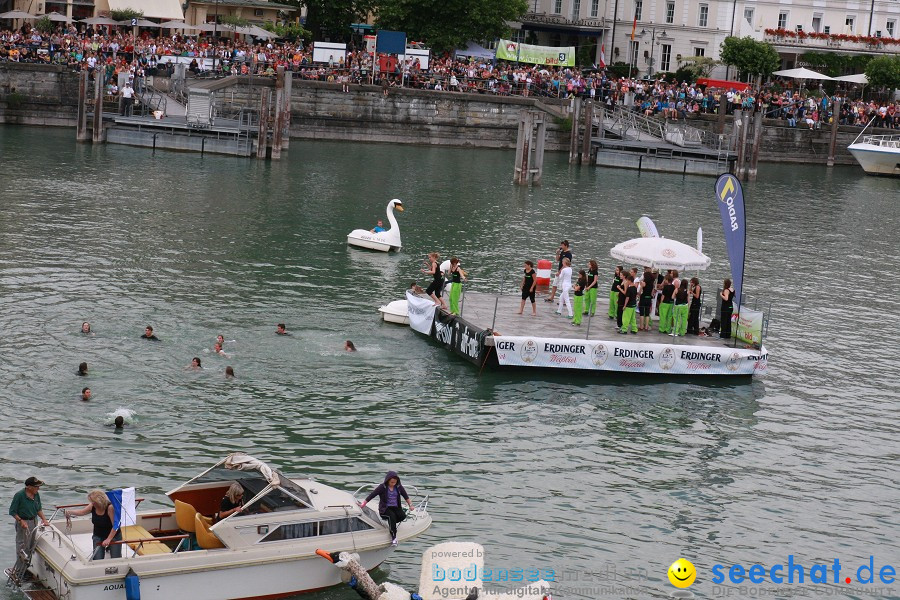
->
xmin=772 ymin=67 xmax=833 ymax=80
xmin=237 ymin=24 xmax=276 ymax=38
xmin=159 ymin=20 xmax=199 ymax=30
xmin=834 ymin=73 xmax=868 ymax=84
xmin=44 ymin=11 xmax=73 ymax=22
xmin=0 ymin=10 xmax=38 ymax=19
xmin=80 ymin=16 xmax=122 ymax=26
xmin=610 ymin=237 xmax=711 ymax=271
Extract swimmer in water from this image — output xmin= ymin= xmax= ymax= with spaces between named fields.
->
xmin=81 ymin=322 xmax=93 ymax=335
xmin=225 ymin=366 xmax=235 ymax=378
xmin=189 ymin=357 xmax=202 ymax=370
xmin=216 ymin=335 xmax=225 ymax=345
xmin=81 ymin=387 xmax=91 ymax=401
xmin=114 ymin=416 xmax=124 ymax=429
xmin=345 ymin=340 xmax=356 ymax=352
xmin=409 ymin=281 xmax=425 ymax=295
xmin=213 ymin=342 xmax=228 ymax=357
xmin=276 ymin=323 xmax=290 ymax=336
xmin=141 ymin=326 xmax=159 ymax=341
xmin=77 ymin=362 xmax=88 ymax=376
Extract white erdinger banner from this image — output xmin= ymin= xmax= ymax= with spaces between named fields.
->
xmin=494 ymin=336 xmax=768 ymax=376
xmin=406 ymin=292 xmax=436 ymax=335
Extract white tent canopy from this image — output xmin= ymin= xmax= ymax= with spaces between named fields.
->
xmin=834 ymin=73 xmax=868 ymax=84
xmin=610 ymin=237 xmax=711 ymax=271
xmin=105 ymin=0 xmax=184 ymax=21
xmin=0 ymin=10 xmax=37 ymax=19
xmin=80 ymin=16 xmax=121 ymax=25
xmin=43 ymin=11 xmax=73 ymax=22
xmin=772 ymin=67 xmax=833 ymax=80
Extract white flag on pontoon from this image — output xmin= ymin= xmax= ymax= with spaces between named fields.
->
xmin=406 ymin=291 xmax=436 ymax=335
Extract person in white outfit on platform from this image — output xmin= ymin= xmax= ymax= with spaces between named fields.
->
xmin=556 ymin=258 xmax=573 ymax=317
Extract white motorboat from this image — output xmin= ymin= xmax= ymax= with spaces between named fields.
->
xmin=378 ymin=299 xmax=409 ymax=325
xmin=347 ymin=199 xmax=404 ymax=252
xmin=848 ymin=134 xmax=900 ymax=177
xmin=11 ymin=453 xmax=431 ymax=600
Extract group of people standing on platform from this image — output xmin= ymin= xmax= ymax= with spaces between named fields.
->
xmin=422 ymin=252 xmax=467 ymax=316
xmin=519 ymin=240 xmax=736 ymax=339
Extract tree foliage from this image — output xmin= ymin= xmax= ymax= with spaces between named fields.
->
xmin=263 ymin=21 xmax=312 ymax=42
xmin=34 ymin=15 xmax=53 ymax=33
xmin=376 ymin=0 xmax=528 ymax=54
xmin=220 ymin=15 xmax=250 ymax=28
xmin=719 ymin=36 xmax=780 ymax=78
xmin=673 ymin=56 xmax=719 ymax=82
xmin=800 ymin=52 xmax=872 ymax=77
xmin=109 ymin=8 xmax=143 ymax=22
xmin=865 ymin=55 xmax=900 ymax=92
xmin=279 ymin=0 xmax=373 ymax=42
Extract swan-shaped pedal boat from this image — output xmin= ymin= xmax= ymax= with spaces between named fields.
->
xmin=347 ymin=199 xmax=404 ymax=252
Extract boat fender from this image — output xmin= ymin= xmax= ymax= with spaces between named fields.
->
xmin=125 ymin=568 xmax=141 ymax=600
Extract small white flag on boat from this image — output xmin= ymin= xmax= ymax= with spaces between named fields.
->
xmin=106 ymin=487 xmax=137 ymax=529
xmin=406 ymin=291 xmax=437 ymax=335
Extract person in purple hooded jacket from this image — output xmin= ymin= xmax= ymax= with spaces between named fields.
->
xmin=359 ymin=470 xmax=415 ymax=546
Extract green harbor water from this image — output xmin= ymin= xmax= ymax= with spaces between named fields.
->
xmin=0 ymin=125 xmax=898 ymax=599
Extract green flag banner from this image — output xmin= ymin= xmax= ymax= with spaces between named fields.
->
xmin=495 ymin=39 xmax=575 ymax=67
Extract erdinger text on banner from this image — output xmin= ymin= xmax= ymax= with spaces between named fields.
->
xmin=494 ymin=336 xmax=767 ymax=376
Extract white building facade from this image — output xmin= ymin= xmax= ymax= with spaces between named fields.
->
xmin=511 ymin=0 xmax=900 ymax=76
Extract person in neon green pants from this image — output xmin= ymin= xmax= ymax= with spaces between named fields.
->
xmin=448 ymin=257 xmax=466 ymax=315
xmin=619 ymin=274 xmax=638 ymax=333
xmin=572 ymin=271 xmax=586 ymax=325
xmin=585 ymin=259 xmax=599 ymax=316
xmin=658 ymin=274 xmax=675 ymax=333
xmin=674 ymin=277 xmax=689 ymax=336
xmin=608 ymin=266 xmax=622 ymax=319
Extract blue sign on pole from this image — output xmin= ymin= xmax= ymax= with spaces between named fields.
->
xmin=376 ymin=30 xmax=406 ymax=54
xmin=714 ymin=173 xmax=746 ymax=309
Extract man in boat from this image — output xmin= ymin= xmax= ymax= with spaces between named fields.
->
xmin=370 ymin=220 xmax=385 ymax=233
xmin=9 ymin=477 xmax=50 ymax=578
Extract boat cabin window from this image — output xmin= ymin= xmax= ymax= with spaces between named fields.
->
xmin=260 ymin=517 xmax=373 ymax=542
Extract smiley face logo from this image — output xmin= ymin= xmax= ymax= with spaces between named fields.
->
xmin=668 ymin=558 xmax=697 ymax=588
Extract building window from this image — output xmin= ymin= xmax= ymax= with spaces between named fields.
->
xmin=665 ymin=2 xmax=675 ymax=24
xmin=887 ymin=20 xmax=896 ymax=37
xmin=845 ymin=16 xmax=855 ymax=32
xmin=553 ymin=0 xmax=562 ymax=14
xmin=572 ymin=0 xmax=581 ymax=20
xmin=698 ymin=4 xmax=708 ymax=27
xmin=590 ymin=0 xmax=599 ymax=17
xmin=743 ymin=7 xmax=754 ymax=25
xmin=629 ymin=40 xmax=639 ymax=68
xmin=694 ymin=47 xmax=705 ymax=57
xmin=660 ymin=43 xmax=671 ymax=72
xmin=634 ymin=0 xmax=642 ymax=21
xmin=254 ymin=8 xmax=263 ymax=16
xmin=777 ymin=11 xmax=788 ymax=29
xmin=795 ymin=25 xmax=803 ymax=32
xmin=823 ymin=25 xmax=830 ymax=34
xmin=512 ymin=29 xmax=525 ymax=43
xmin=812 ymin=13 xmax=822 ymax=33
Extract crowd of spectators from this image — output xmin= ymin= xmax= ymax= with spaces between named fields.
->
xmin=2 ymin=23 xmax=898 ymax=129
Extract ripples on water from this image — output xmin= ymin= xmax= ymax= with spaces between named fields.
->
xmin=0 ymin=126 xmax=898 ymax=599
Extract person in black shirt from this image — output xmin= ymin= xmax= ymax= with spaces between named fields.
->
xmin=639 ymin=268 xmax=654 ymax=331
xmin=518 ymin=261 xmax=538 ymax=316
xmin=619 ymin=274 xmax=638 ymax=334
xmin=65 ymin=490 xmax=122 ymax=560
xmin=140 ymin=326 xmax=159 ymax=341
xmin=720 ymin=278 xmax=735 ymax=339
xmin=422 ymin=252 xmax=447 ymax=311
xmin=659 ymin=275 xmax=675 ymax=333
xmin=615 ymin=273 xmax=627 ymax=328
xmin=572 ymin=270 xmax=587 ymax=326
xmin=585 ymin=260 xmax=599 ymax=316
xmin=674 ymin=279 xmax=689 ymax=336
xmin=216 ymin=483 xmax=244 ymax=522
xmin=546 ymin=241 xmax=572 ymax=303
xmin=687 ymin=277 xmax=702 ymax=335
xmin=608 ymin=266 xmax=623 ymax=319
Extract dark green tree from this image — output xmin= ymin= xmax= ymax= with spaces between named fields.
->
xmin=109 ymin=8 xmax=143 ymax=22
xmin=375 ymin=0 xmax=528 ymax=54
xmin=279 ymin=0 xmax=373 ymax=42
xmin=719 ymin=36 xmax=780 ymax=79
xmin=865 ymin=55 xmax=900 ymax=93
xmin=34 ymin=15 xmax=53 ymax=33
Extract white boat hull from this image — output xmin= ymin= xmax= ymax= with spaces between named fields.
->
xmin=347 ymin=232 xmax=397 ymax=252
xmin=848 ymin=143 xmax=900 ymax=177
xmin=379 ymin=299 xmax=409 ymax=324
xmin=30 ymin=545 xmax=394 ymax=600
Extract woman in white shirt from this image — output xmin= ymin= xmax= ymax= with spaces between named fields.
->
xmin=556 ymin=258 xmax=573 ymax=317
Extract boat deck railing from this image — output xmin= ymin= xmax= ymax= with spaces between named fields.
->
xmin=860 ymin=134 xmax=900 ymax=148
